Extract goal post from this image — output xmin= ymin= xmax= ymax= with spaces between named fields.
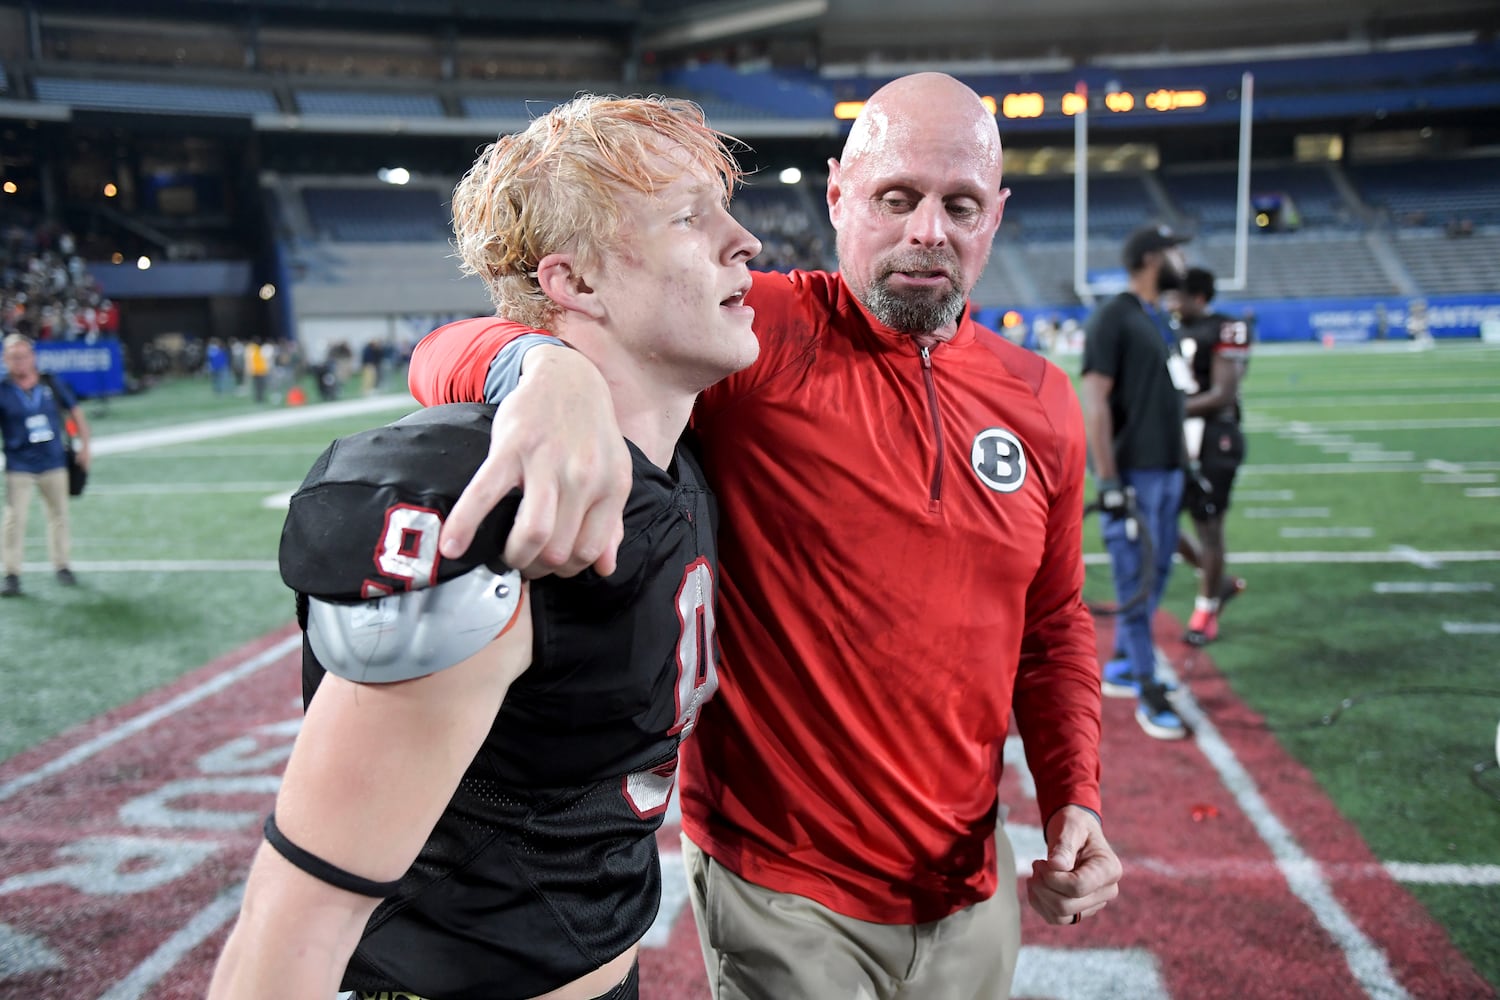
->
xmin=1072 ymin=71 xmax=1255 ymax=302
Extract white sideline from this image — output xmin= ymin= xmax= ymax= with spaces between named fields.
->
xmin=90 ymin=393 xmax=419 ymax=457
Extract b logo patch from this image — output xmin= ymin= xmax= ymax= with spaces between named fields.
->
xmin=971 ymin=428 xmax=1027 ymax=493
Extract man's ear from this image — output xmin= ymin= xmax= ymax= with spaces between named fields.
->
xmin=826 ymin=157 xmax=843 ymax=224
xmin=536 ymin=253 xmax=603 ymax=320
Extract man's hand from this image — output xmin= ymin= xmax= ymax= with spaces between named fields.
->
xmin=1096 ymin=478 xmax=1128 ymax=518
xmin=1026 ymin=805 xmax=1122 ymax=926
xmin=437 ymin=348 xmax=632 ymax=578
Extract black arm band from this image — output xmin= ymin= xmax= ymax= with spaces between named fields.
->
xmin=262 ymin=812 xmax=403 ymax=898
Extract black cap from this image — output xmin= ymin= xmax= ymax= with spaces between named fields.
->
xmin=280 ymin=403 xmax=518 ymax=602
xmin=1123 ymin=223 xmax=1191 ymax=270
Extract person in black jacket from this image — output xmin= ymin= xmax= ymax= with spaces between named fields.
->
xmin=1080 ymin=225 xmax=1194 ymax=741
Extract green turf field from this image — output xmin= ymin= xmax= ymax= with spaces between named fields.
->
xmin=3 ymin=343 xmax=1497 ymax=988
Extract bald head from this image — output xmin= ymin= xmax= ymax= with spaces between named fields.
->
xmin=841 ymin=73 xmax=1002 ymax=182
xmin=826 ymin=72 xmax=1009 ymax=342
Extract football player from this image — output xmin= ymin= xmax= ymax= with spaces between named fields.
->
xmin=207 ymin=94 xmax=759 ymax=1000
xmin=1175 ymin=266 xmax=1250 ymax=645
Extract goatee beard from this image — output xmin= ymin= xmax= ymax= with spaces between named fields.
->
xmin=863 ymin=254 xmax=966 ymax=335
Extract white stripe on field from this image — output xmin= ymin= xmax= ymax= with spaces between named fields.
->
xmin=1281 ymin=527 xmax=1373 ymax=539
xmin=90 ymin=394 xmax=417 ymax=457
xmin=109 ymin=444 xmax=326 ymax=458
xmin=1243 ymin=507 xmax=1331 ymax=519
xmin=1244 ymin=462 xmax=1500 ymax=476
xmin=1385 ymin=863 xmax=1500 ymax=886
xmin=1252 ymin=393 xmax=1500 ymax=410
xmin=94 ymin=886 xmax=244 ymax=1000
xmin=1442 ymin=622 xmax=1500 ymax=635
xmin=1279 ymin=417 xmax=1500 ymax=432
xmin=1161 ymin=673 xmax=1412 ymax=999
xmin=85 ymin=482 xmax=299 ymax=495
xmin=1078 ymin=550 xmax=1500 ymax=567
xmin=1349 ymin=451 xmax=1415 ymax=463
xmin=20 ymin=559 xmax=278 ymax=573
xmin=1128 ymin=857 xmax=1500 ymax=887
xmin=1373 ymin=582 xmax=1494 ymax=594
xmin=0 ymin=634 xmax=300 ymax=803
xmin=1422 ymin=473 xmax=1497 ymax=485
xmin=1391 ymin=546 xmax=1444 ymax=570
xmin=1465 ymin=488 xmax=1500 ymax=498
xmin=1236 ymin=489 xmax=1295 ymax=501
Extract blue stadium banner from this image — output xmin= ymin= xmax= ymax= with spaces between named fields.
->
xmin=36 ymin=339 xmax=127 ymax=398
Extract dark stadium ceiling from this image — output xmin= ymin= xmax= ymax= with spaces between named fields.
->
xmin=21 ymin=0 xmax=1500 ymax=63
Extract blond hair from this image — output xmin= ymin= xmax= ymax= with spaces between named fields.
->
xmin=452 ymin=94 xmax=746 ymax=329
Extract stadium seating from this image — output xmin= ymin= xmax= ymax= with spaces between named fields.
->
xmin=31 ymin=77 xmax=278 ymax=116
xmin=293 ymin=90 xmax=445 ymax=118
xmin=1386 ymin=230 xmax=1500 ymax=295
xmin=300 ymin=186 xmax=450 ymax=243
xmin=1348 ymin=158 xmax=1500 ymax=229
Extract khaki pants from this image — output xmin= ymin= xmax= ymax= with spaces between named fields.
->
xmin=3 ymin=468 xmax=70 ymax=577
xmin=683 ymin=833 xmax=1021 ymax=1000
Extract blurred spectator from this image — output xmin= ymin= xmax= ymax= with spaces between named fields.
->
xmin=246 ymin=340 xmax=271 ymax=402
xmin=360 ymin=338 xmax=383 ymax=395
xmin=1 ymin=223 xmax=108 ymax=344
xmin=206 ymin=338 xmax=232 ymax=394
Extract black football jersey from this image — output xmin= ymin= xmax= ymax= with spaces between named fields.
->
xmin=299 ymin=426 xmax=720 ymax=999
xmin=1180 ymin=310 xmax=1251 ymax=424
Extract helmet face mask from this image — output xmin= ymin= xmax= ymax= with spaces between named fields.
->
xmin=306 ymin=563 xmax=522 ymax=684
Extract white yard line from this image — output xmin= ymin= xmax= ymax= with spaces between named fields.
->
xmin=90 ymin=394 xmax=418 ymax=457
xmin=1373 ymin=582 xmax=1494 ymax=594
xmin=1161 ymin=669 xmax=1413 ymax=1000
xmin=20 ymin=559 xmax=279 ymax=573
xmin=1242 ymin=462 xmax=1500 ymax=476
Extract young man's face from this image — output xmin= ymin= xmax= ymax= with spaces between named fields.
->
xmin=593 ymin=156 xmax=762 ymax=392
xmin=827 ymin=107 xmax=1007 ymax=337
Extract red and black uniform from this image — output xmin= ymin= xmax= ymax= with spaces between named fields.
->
xmin=412 ymin=271 xmax=1102 ymax=926
xmin=295 ymin=403 xmax=720 ymax=999
xmin=1181 ymin=311 xmax=1251 ymax=520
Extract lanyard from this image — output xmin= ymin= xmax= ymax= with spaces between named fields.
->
xmin=1143 ymin=301 xmax=1180 ymax=355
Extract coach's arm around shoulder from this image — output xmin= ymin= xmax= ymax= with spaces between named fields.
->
xmin=205 ymin=587 xmax=532 ymax=999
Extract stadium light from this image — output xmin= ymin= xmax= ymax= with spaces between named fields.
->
xmin=136 ymin=256 xmax=152 ymax=271
xmin=834 ymin=101 xmax=863 ymax=120
xmin=779 ymin=167 xmax=802 ymax=184
xmin=2 ymin=181 xmax=15 ymax=195
xmin=377 ymin=167 xmax=410 ymax=185
xmin=1060 ymin=92 xmax=1087 ymax=116
xmin=1002 ymin=93 xmax=1044 ymax=119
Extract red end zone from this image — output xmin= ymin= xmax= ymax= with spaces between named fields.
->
xmin=0 ymin=617 xmax=1490 ymax=999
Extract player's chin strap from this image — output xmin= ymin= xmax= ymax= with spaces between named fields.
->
xmin=263 ymin=812 xmax=403 ymax=898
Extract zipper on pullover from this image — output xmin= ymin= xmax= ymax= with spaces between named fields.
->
xmin=919 ymin=345 xmax=945 ymax=506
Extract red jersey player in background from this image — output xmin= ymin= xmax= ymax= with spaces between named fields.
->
xmin=411 ymin=73 xmax=1121 ymax=1000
